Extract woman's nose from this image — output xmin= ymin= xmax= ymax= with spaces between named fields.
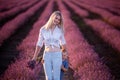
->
xmin=57 ymin=19 xmax=60 ymax=22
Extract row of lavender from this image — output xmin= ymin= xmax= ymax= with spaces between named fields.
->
xmin=64 ymin=0 xmax=120 ymax=79
xmin=0 ymin=0 xmax=39 ymax=24
xmin=72 ymin=0 xmax=120 ymax=28
xmin=78 ymin=0 xmax=120 ymax=15
xmin=57 ymin=0 xmax=113 ymax=80
xmin=0 ymin=0 xmax=35 ymax=12
xmin=0 ymin=0 xmax=119 ymax=80
xmin=0 ymin=0 xmax=47 ymax=46
xmin=64 ymin=0 xmax=120 ymax=57
xmin=0 ymin=0 xmax=53 ymax=80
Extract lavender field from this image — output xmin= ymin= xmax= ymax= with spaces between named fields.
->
xmin=0 ymin=0 xmax=120 ymax=80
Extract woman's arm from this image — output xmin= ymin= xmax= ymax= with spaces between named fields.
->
xmin=28 ymin=46 xmax=41 ymax=69
xmin=32 ymin=46 xmax=41 ymax=60
xmin=32 ymin=28 xmax=44 ymax=60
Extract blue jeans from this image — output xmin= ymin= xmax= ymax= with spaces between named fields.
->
xmin=43 ymin=51 xmax=62 ymax=80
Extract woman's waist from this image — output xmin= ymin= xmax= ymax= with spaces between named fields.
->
xmin=45 ymin=45 xmax=61 ymax=52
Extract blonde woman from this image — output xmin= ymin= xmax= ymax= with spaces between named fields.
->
xmin=31 ymin=11 xmax=67 ymax=80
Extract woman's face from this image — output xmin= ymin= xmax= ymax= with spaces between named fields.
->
xmin=53 ymin=15 xmax=61 ymax=25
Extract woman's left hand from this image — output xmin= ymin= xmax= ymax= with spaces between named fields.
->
xmin=27 ymin=60 xmax=36 ymax=69
xmin=41 ymin=58 xmax=44 ymax=64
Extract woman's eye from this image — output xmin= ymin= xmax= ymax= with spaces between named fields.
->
xmin=56 ymin=17 xmax=60 ymax=21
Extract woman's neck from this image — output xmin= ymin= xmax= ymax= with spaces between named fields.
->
xmin=50 ymin=25 xmax=56 ymax=34
xmin=51 ymin=25 xmax=56 ymax=30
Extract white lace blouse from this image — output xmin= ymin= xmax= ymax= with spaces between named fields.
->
xmin=36 ymin=26 xmax=66 ymax=48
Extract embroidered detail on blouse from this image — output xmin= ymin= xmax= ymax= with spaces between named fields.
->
xmin=36 ymin=26 xmax=66 ymax=48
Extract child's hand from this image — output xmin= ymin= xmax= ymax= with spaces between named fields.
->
xmin=61 ymin=65 xmax=68 ymax=72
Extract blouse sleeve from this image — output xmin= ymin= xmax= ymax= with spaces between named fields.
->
xmin=36 ymin=28 xmax=44 ymax=47
xmin=60 ymin=33 xmax=66 ymax=45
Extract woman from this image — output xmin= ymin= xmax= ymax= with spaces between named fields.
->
xmin=32 ymin=11 xmax=67 ymax=80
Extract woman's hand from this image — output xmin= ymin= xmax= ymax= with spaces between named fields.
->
xmin=36 ymin=56 xmax=44 ymax=64
xmin=41 ymin=58 xmax=44 ymax=64
xmin=27 ymin=60 xmax=36 ymax=69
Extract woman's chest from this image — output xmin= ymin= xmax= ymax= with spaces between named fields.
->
xmin=42 ymin=29 xmax=62 ymax=40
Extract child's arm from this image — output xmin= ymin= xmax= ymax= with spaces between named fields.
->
xmin=61 ymin=65 xmax=68 ymax=72
xmin=61 ymin=60 xmax=69 ymax=72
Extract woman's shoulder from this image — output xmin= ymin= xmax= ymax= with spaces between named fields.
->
xmin=57 ymin=26 xmax=64 ymax=33
xmin=40 ymin=26 xmax=46 ymax=32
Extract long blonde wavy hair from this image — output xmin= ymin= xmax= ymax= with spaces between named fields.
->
xmin=45 ymin=11 xmax=64 ymax=32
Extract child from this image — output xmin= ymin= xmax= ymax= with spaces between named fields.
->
xmin=60 ymin=51 xmax=69 ymax=80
